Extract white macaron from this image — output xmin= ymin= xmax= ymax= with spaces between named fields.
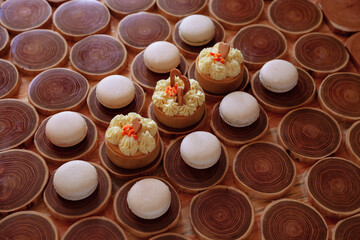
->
xmin=259 ymin=59 xmax=298 ymax=93
xmin=179 ymin=15 xmax=215 ymax=46
xmin=219 ymin=91 xmax=260 ymax=127
xmin=180 ymin=131 xmax=221 ymax=169
xmin=144 ymin=41 xmax=180 ymax=73
xmin=96 ymin=75 xmax=135 ymax=109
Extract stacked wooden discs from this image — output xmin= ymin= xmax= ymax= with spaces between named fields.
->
xmin=0 ymin=59 xmax=20 ymax=99
xmin=157 ymin=0 xmax=207 ymax=20
xmin=346 ymin=120 xmax=360 ymax=163
xmin=333 ymin=214 xmax=360 ymax=240
xmin=105 ymin=0 xmax=156 ymax=17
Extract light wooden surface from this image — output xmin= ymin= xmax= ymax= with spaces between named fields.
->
xmin=1 ymin=0 xmax=359 ymax=239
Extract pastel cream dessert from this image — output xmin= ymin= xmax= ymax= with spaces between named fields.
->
xmin=195 ymin=42 xmax=245 ymax=94
xmin=259 ymin=60 xmax=298 ymax=93
xmin=144 ymin=41 xmax=180 ymax=73
xmin=219 ymin=91 xmax=260 ymax=127
xmin=96 ymin=75 xmax=135 ymax=109
xmin=45 ymin=111 xmax=88 ymax=147
xmin=152 ymin=68 xmax=205 ymax=128
xmin=105 ymin=113 xmax=160 ymax=169
xmin=179 ymin=15 xmax=215 ymax=46
xmin=127 ymin=178 xmax=171 ymax=219
xmin=53 ymin=160 xmax=98 ymax=201
xmin=180 ymin=131 xmax=221 ymax=169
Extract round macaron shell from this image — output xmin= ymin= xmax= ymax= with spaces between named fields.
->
xmin=143 ymin=41 xmax=180 ymax=73
xmin=179 ymin=15 xmax=215 ymax=46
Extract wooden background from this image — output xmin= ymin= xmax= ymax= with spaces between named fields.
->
xmin=1 ymin=0 xmax=359 ymax=239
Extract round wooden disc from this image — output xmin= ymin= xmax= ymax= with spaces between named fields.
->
xmin=210 ymin=102 xmax=269 ymax=147
xmin=0 ymin=149 xmax=48 ymax=214
xmin=156 ymin=0 xmax=207 ymax=20
xmin=277 ymin=107 xmax=341 ymax=164
xmin=28 ymin=68 xmax=89 ymax=116
xmin=305 ymin=157 xmax=360 ymax=219
xmin=0 ymin=59 xmax=20 ymax=99
xmin=62 ymin=216 xmax=126 ymax=240
xmin=47 ymin=0 xmax=69 ymax=6
xmin=268 ymin=0 xmax=323 ymax=39
xmin=172 ymin=17 xmax=225 ymax=59
xmin=99 ymin=139 xmax=164 ymax=179
xmin=117 ymin=12 xmax=171 ymax=52
xmin=44 ymin=163 xmax=112 ymax=221
xmin=345 ymin=32 xmax=360 ymax=70
xmin=131 ymin=51 xmax=188 ymax=91
xmin=70 ymin=34 xmax=127 ymax=81
xmin=148 ymin=102 xmax=207 ymax=135
xmin=0 ymin=211 xmax=58 ymax=240
xmin=87 ymin=82 xmax=145 ymax=127
xmin=318 ymin=72 xmax=360 ymax=122
xmin=150 ymin=233 xmax=191 ymax=240
xmin=261 ymin=199 xmax=328 ymax=240
xmin=105 ymin=0 xmax=155 ymax=18
xmin=163 ymin=136 xmax=228 ymax=193
xmin=233 ymin=142 xmax=296 ymax=199
xmin=251 ymin=67 xmax=316 ymax=113
xmin=0 ymin=99 xmax=39 ymax=151
xmin=346 ymin=120 xmax=360 ymax=163
xmin=0 ymin=0 xmax=52 ymax=33
xmin=113 ymin=176 xmax=181 ymax=238
xmin=333 ymin=213 xmax=360 ymax=240
xmin=209 ymin=0 xmax=264 ymax=30
xmin=231 ymin=24 xmax=287 ymax=70
xmin=34 ymin=114 xmax=97 ymax=164
xmin=294 ymin=33 xmax=349 ymax=77
xmin=10 ymin=29 xmax=68 ymax=76
xmin=190 ymin=186 xmax=254 ymax=240
xmin=319 ymin=0 xmax=360 ymax=35
xmin=0 ymin=26 xmax=10 ymax=57
xmin=53 ymin=0 xmax=110 ymax=41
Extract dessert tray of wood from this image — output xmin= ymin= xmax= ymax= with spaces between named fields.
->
xmin=1 ymin=0 xmax=360 ymax=240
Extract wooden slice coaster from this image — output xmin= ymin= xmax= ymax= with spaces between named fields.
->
xmin=163 ymin=136 xmax=228 ymax=193
xmin=117 ymin=12 xmax=171 ymax=52
xmin=173 ymin=17 xmax=225 ymax=59
xmin=47 ymin=0 xmax=69 ymax=7
xmin=99 ymin=139 xmax=164 ymax=179
xmin=333 ymin=213 xmax=360 ymax=240
xmin=231 ymin=24 xmax=287 ymax=70
xmin=345 ymin=32 xmax=360 ymax=71
xmin=131 ymin=51 xmax=187 ymax=91
xmin=277 ymin=107 xmax=341 ymax=164
xmin=114 ymin=176 xmax=181 ymax=238
xmin=210 ymin=102 xmax=269 ymax=147
xmin=188 ymin=62 xmax=249 ymax=101
xmin=319 ymin=72 xmax=360 ymax=122
xmin=319 ymin=0 xmax=360 ymax=35
xmin=28 ymin=68 xmax=89 ymax=116
xmin=261 ymin=199 xmax=328 ymax=240
xmin=34 ymin=114 xmax=97 ymax=164
xmin=0 ymin=211 xmax=58 ymax=240
xmin=150 ymin=233 xmax=191 ymax=240
xmin=70 ymin=34 xmax=127 ymax=81
xmin=53 ymin=0 xmax=110 ymax=41
xmin=156 ymin=0 xmax=207 ymax=21
xmin=0 ymin=149 xmax=48 ymax=215
xmin=0 ymin=0 xmax=52 ymax=33
xmin=251 ymin=67 xmax=316 ymax=113
xmin=294 ymin=33 xmax=349 ymax=78
xmin=148 ymin=102 xmax=207 ymax=135
xmin=10 ymin=29 xmax=68 ymax=76
xmin=190 ymin=186 xmax=254 ymax=240
xmin=87 ymin=82 xmax=145 ymax=128
xmin=62 ymin=216 xmax=126 ymax=240
xmin=305 ymin=157 xmax=360 ymax=219
xmin=346 ymin=120 xmax=360 ymax=163
xmin=0 ymin=59 xmax=20 ymax=99
xmin=233 ymin=142 xmax=296 ymax=200
xmin=105 ymin=0 xmax=155 ymax=18
xmin=0 ymin=99 xmax=39 ymax=151
xmin=209 ymin=0 xmax=264 ymax=30
xmin=0 ymin=26 xmax=9 ymax=57
xmin=44 ymin=163 xmax=112 ymax=221
xmin=268 ymin=0 xmax=322 ymax=39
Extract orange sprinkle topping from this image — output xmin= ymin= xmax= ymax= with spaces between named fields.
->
xmin=121 ymin=124 xmax=138 ymax=140
xmin=165 ymin=84 xmax=178 ymax=97
xmin=209 ymin=52 xmax=226 ymax=64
